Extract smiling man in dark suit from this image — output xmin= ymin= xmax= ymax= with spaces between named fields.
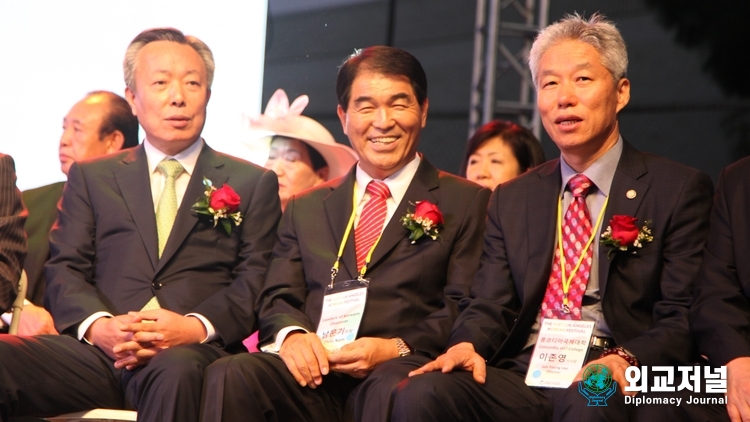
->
xmin=0 ymin=28 xmax=279 ymax=422
xmin=390 ymin=13 xmax=723 ymax=422
xmin=201 ymin=46 xmax=490 ymax=422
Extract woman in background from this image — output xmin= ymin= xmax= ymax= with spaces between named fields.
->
xmin=250 ymin=89 xmax=358 ymax=210
xmin=460 ymin=119 xmax=545 ymax=190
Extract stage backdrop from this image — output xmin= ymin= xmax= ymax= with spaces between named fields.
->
xmin=0 ymin=0 xmax=270 ymax=191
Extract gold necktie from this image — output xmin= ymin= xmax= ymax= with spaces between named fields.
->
xmin=143 ymin=159 xmax=183 ymax=312
xmin=156 ymin=159 xmax=184 ymax=258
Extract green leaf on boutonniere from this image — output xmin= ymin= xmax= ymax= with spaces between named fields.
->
xmin=221 ymin=219 xmax=232 ymax=236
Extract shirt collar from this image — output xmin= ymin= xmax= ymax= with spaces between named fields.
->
xmin=560 ymin=135 xmax=623 ymax=196
xmin=144 ymin=138 xmax=204 ymax=177
xmin=354 ymin=153 xmax=421 ymax=204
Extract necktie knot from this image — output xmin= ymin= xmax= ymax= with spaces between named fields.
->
xmin=569 ymin=174 xmax=593 ymax=198
xmin=158 ymin=159 xmax=184 ymax=179
xmin=366 ymin=180 xmax=390 ymax=200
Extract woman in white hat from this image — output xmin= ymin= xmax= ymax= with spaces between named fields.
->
xmin=250 ymin=89 xmax=358 ymax=210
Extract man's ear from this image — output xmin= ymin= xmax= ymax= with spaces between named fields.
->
xmin=337 ymin=105 xmax=348 ymax=136
xmin=419 ymin=98 xmax=429 ymax=128
xmin=103 ymin=130 xmax=125 ymax=153
xmin=615 ymin=78 xmax=630 ymax=114
xmin=315 ymin=166 xmax=330 ymax=183
xmin=125 ymin=87 xmax=138 ymax=116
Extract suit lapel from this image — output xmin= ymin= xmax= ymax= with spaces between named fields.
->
xmin=114 ymin=146 xmax=159 ymax=270
xmin=523 ymin=162 xmax=562 ymax=311
xmin=324 ymin=170 xmax=358 ymax=280
xmin=368 ymin=158 xmax=439 ymax=270
xmin=598 ymin=142 xmax=649 ymax=296
xmin=156 ymin=145 xmax=227 ymax=274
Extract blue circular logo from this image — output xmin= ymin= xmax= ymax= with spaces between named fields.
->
xmin=582 ymin=364 xmax=613 ymax=394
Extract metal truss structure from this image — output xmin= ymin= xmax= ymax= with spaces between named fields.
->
xmin=468 ymin=0 xmax=550 ymax=139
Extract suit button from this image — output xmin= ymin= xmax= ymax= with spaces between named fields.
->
xmin=152 ymin=281 xmax=162 ymax=290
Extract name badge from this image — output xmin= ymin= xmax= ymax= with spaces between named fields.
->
xmin=525 ymin=319 xmax=595 ymax=388
xmin=316 ymin=279 xmax=368 ymax=351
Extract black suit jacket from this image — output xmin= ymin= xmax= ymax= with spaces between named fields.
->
xmin=449 ymin=141 xmax=713 ymax=367
xmin=44 ymin=143 xmax=280 ymax=348
xmin=0 ymin=154 xmax=26 ymax=312
xmin=21 ymin=181 xmax=64 ymax=306
xmin=258 ymin=158 xmax=490 ymax=357
xmin=691 ymin=156 xmax=750 ymax=366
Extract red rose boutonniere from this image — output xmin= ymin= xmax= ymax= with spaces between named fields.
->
xmin=192 ymin=177 xmax=243 ymax=235
xmin=600 ymin=215 xmax=653 ymax=258
xmin=400 ymin=201 xmax=444 ymax=244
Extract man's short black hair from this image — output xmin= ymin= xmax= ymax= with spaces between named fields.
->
xmin=336 ymin=46 xmax=427 ymax=111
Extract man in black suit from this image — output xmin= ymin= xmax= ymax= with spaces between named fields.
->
xmin=10 ymin=91 xmax=138 ymax=335
xmin=0 ymin=28 xmax=279 ymax=422
xmin=200 ymin=46 xmax=490 ymax=422
xmin=691 ymin=156 xmax=750 ymax=422
xmin=390 ymin=13 xmax=722 ymax=422
xmin=0 ymin=154 xmax=26 ymax=314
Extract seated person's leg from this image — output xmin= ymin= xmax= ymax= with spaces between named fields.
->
xmin=346 ymin=355 xmax=431 ymax=422
xmin=125 ymin=343 xmax=229 ymax=422
xmin=0 ymin=334 xmax=124 ymax=419
xmin=392 ymin=366 xmax=551 ymax=422
xmin=202 ymin=352 xmax=359 ymax=422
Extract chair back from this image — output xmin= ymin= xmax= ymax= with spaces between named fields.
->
xmin=9 ymin=270 xmax=28 ymax=335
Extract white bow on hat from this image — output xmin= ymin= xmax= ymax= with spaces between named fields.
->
xmin=247 ymin=89 xmax=358 ymax=181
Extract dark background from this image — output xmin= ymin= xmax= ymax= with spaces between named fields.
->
xmin=262 ymin=0 xmax=750 ymax=182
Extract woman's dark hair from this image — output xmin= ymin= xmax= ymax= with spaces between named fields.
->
xmin=303 ymin=143 xmax=328 ymax=172
xmin=459 ymin=120 xmax=546 ymax=177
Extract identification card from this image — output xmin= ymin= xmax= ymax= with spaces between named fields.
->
xmin=525 ymin=319 xmax=595 ymax=388
xmin=316 ymin=279 xmax=368 ymax=351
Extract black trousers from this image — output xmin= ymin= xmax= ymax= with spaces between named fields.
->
xmin=200 ymin=352 xmax=418 ymax=422
xmin=389 ymin=355 xmax=730 ymax=422
xmin=0 ymin=334 xmax=229 ymax=422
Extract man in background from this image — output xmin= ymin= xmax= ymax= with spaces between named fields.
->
xmin=0 ymin=153 xmax=26 ymax=315
xmin=691 ymin=155 xmax=750 ymax=422
xmin=5 ymin=91 xmax=139 ymax=335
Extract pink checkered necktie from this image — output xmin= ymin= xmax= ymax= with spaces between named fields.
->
xmin=355 ymin=180 xmax=390 ymax=272
xmin=541 ymin=174 xmax=594 ymax=320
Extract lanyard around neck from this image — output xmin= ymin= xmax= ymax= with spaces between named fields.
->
xmin=555 ymin=193 xmax=609 ymax=309
xmin=329 ymin=182 xmax=385 ymax=288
